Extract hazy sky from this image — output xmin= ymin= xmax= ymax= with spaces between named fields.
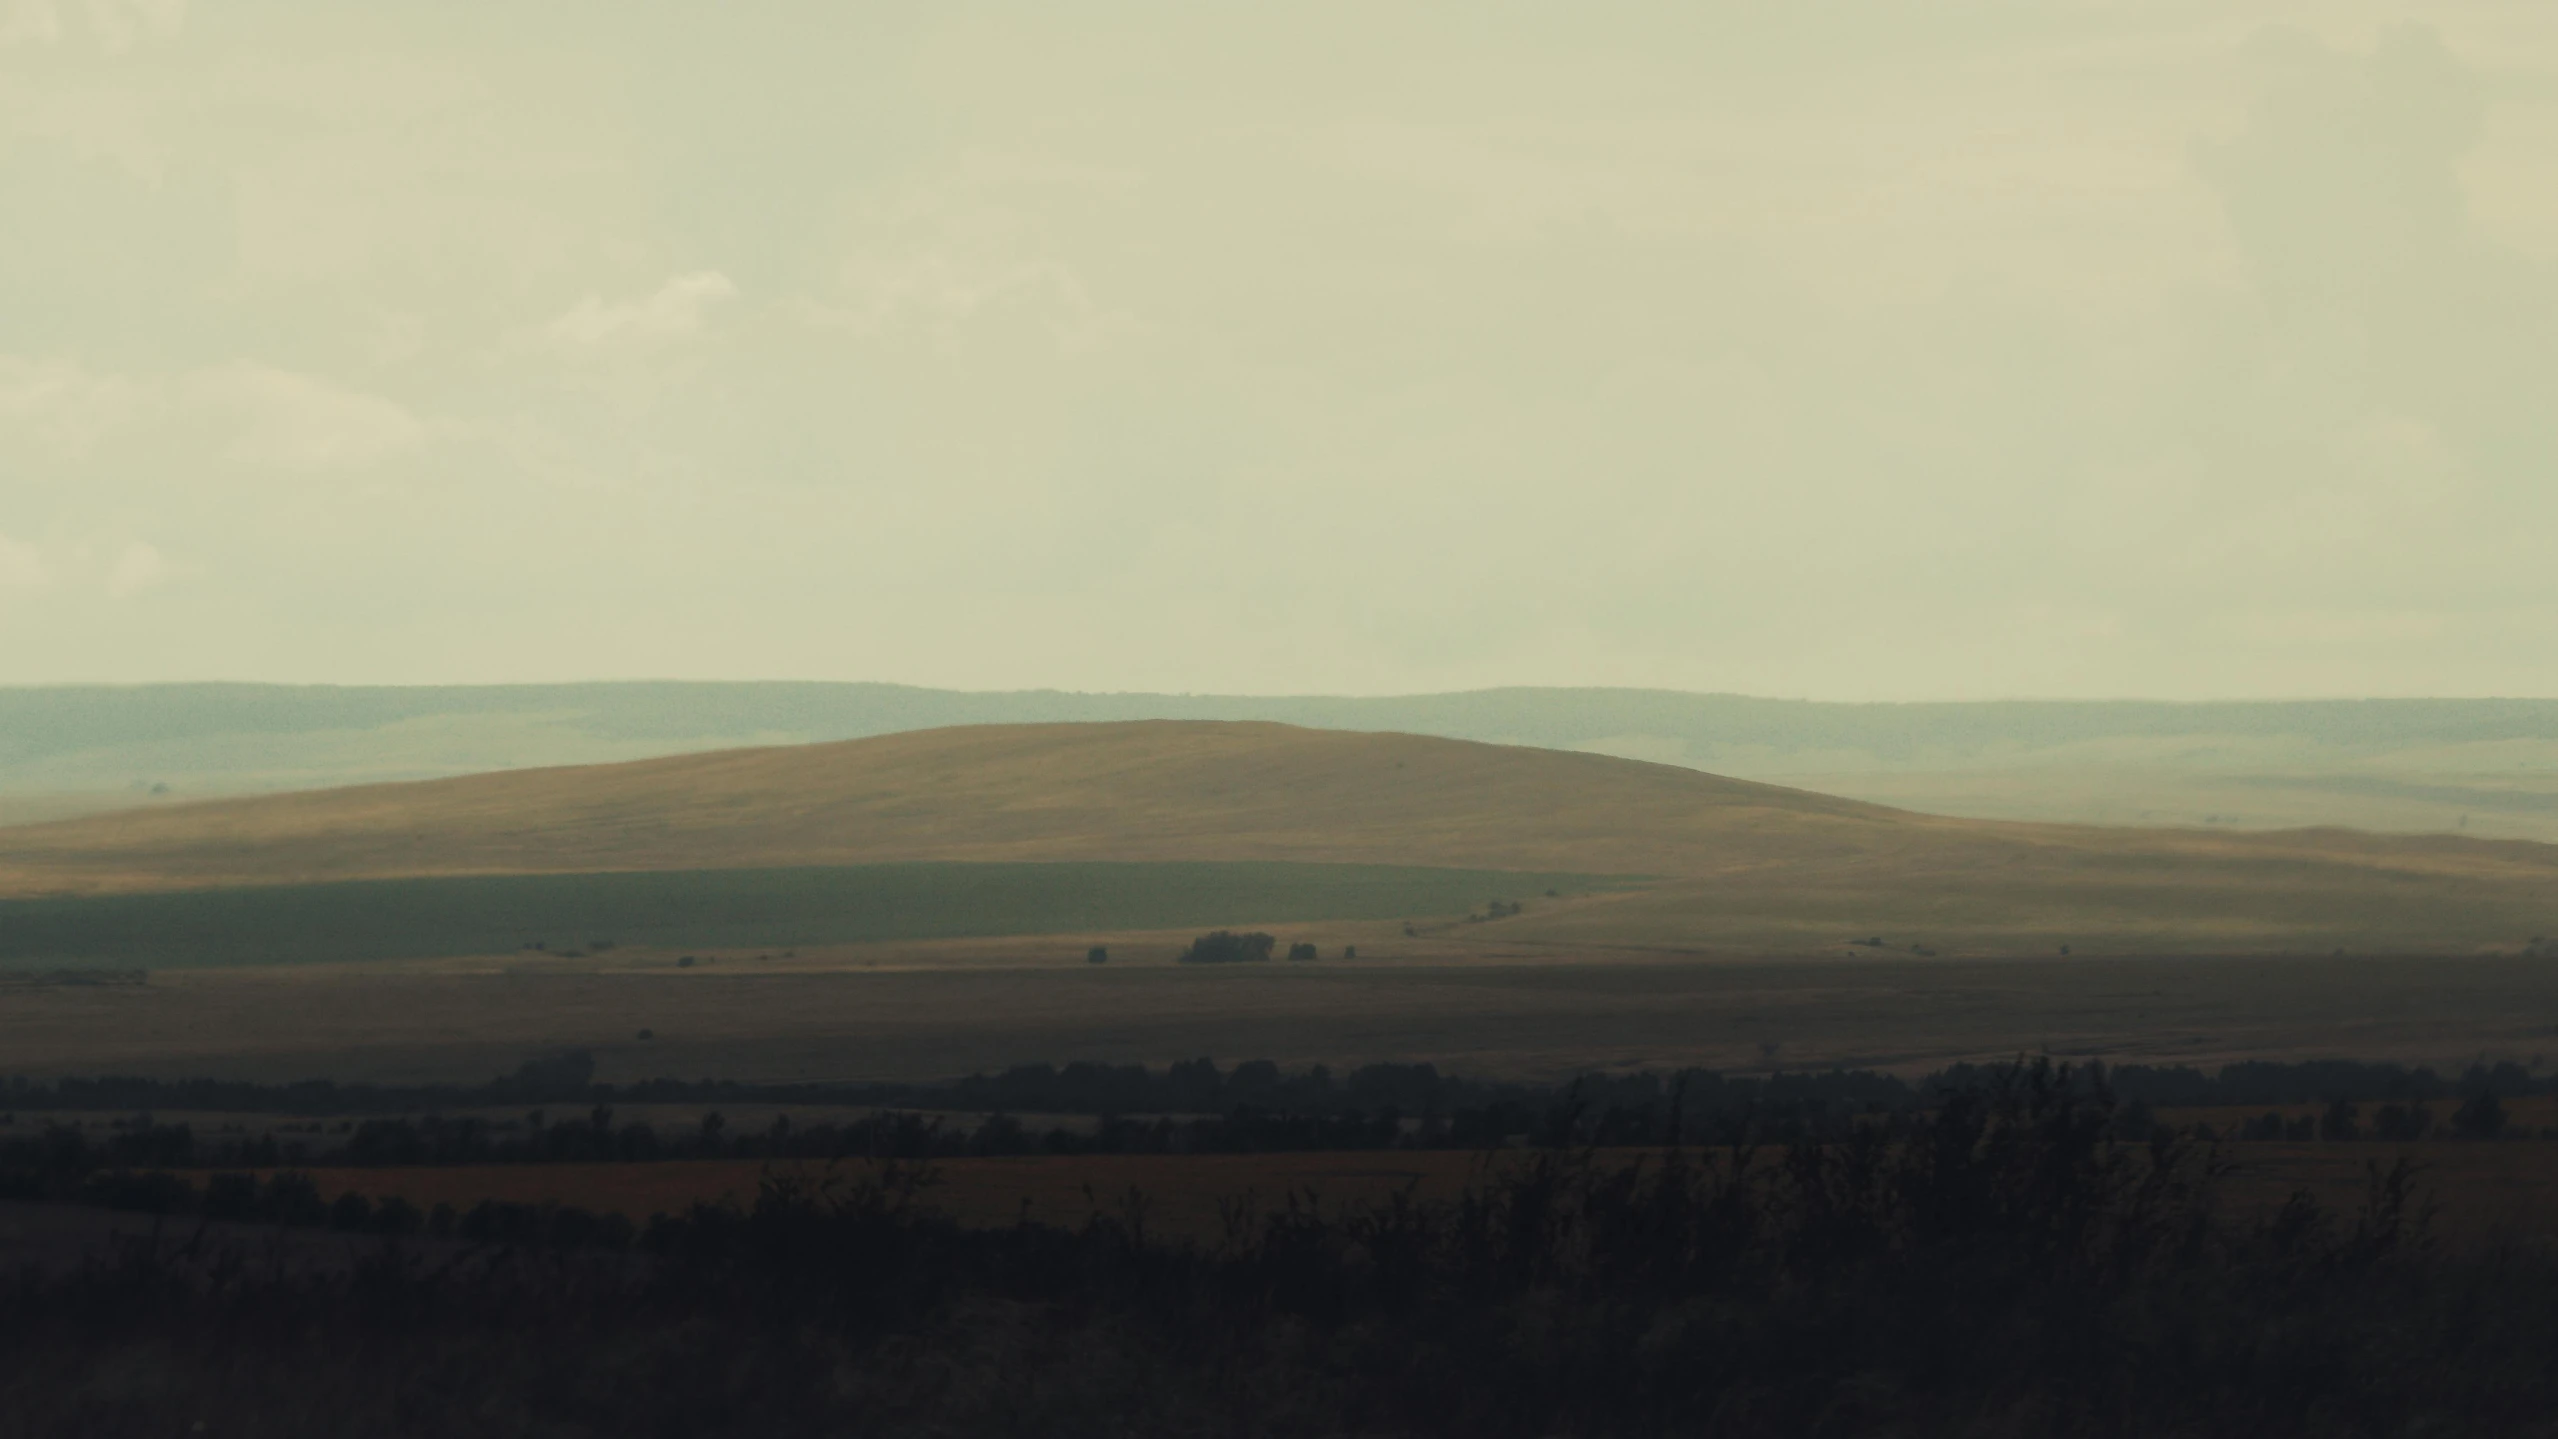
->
xmin=4 ymin=2 xmax=2556 ymax=699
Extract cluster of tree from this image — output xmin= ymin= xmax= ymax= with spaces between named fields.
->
xmin=72 ymin=1164 xmax=636 ymax=1249
xmin=1163 ymin=931 xmax=1351 ymax=963
xmin=7 ymin=1053 xmax=2550 ymax=1133
xmin=2043 ymin=1058 xmax=2548 ymax=1107
xmin=2219 ymin=1093 xmax=2514 ymax=1144
xmin=15 ymin=1062 xmax=2558 ymax=1436
xmin=1175 ymin=930 xmax=1277 ymax=963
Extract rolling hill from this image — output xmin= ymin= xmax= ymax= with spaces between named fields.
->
xmin=3 ymin=720 xmax=2555 ymax=959
xmin=7 ymin=682 xmax=2558 ymax=842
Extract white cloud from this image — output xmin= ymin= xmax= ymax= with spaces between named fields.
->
xmin=0 ymin=532 xmax=51 ymax=589
xmin=538 ymin=271 xmax=738 ymax=351
xmin=0 ymin=0 xmax=183 ymax=50
xmin=812 ymin=156 xmax=1137 ymax=353
xmin=0 ymin=357 xmax=144 ymax=461
xmin=826 ymin=248 xmax=1127 ymax=355
xmin=0 ymin=0 xmax=63 ymax=46
xmin=81 ymin=0 xmax=184 ymax=53
xmin=185 ymin=362 xmax=424 ymax=472
xmin=104 ymin=538 xmax=164 ymax=596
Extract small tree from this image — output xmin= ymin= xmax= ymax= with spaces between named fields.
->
xmin=328 ymin=1191 xmax=374 ymax=1232
xmin=2453 ymin=1090 xmax=2507 ymax=1140
xmin=1087 ymin=945 xmax=1109 ymax=964
xmin=1286 ymin=942 xmax=1319 ymax=961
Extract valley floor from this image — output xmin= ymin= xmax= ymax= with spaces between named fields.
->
xmin=3 ymin=951 xmax=2554 ymax=1087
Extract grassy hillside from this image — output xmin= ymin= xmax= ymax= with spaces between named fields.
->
xmin=2 ymin=721 xmax=2553 ymax=958
xmin=6 ymin=683 xmax=2558 ymax=841
xmin=0 ymin=862 xmax=1626 ymax=970
xmin=0 ymin=722 xmax=1899 ymax=893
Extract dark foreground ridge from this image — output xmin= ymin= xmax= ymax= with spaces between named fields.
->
xmin=5 ymin=1054 xmax=2544 ymax=1179
xmin=2 ymin=1062 xmax=2551 ymax=1437
xmin=11 ymin=1049 xmax=2548 ymax=1118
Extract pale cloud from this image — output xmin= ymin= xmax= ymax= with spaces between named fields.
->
xmin=185 ymin=363 xmax=425 ymax=472
xmin=816 ymin=157 xmax=1138 ymax=353
xmin=0 ymin=0 xmax=63 ymax=46
xmin=0 ymin=357 xmax=144 ymax=462
xmin=0 ymin=0 xmax=183 ymax=50
xmin=0 ymin=534 xmax=172 ymax=596
xmin=826 ymin=248 xmax=1128 ymax=355
xmin=538 ymin=271 xmax=738 ymax=351
xmin=103 ymin=538 xmax=164 ymax=597
xmin=81 ymin=0 xmax=184 ymax=53
xmin=2227 ymin=608 xmax=2447 ymax=645
xmin=0 ymin=532 xmax=51 ymax=590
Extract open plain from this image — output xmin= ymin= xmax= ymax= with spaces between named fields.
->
xmin=2 ymin=721 xmax=2555 ymax=1086
xmin=5 ymin=721 xmax=2556 ymax=961
xmin=3 ymin=951 xmax=2556 ymax=1086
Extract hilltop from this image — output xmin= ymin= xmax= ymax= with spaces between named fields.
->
xmin=3 ymin=721 xmax=2553 ymax=958
xmin=0 ymin=721 xmax=1898 ymax=893
xmin=6 ymin=682 xmax=2558 ymax=842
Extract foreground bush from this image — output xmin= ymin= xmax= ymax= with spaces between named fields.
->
xmin=2 ymin=1062 xmax=2553 ymax=1437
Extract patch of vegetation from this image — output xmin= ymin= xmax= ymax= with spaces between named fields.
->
xmin=6 ymin=1057 xmax=2547 ymax=1174
xmin=10 ymin=1062 xmax=2558 ymax=1437
xmin=1175 ymin=930 xmax=1276 ymax=965
xmin=0 ymin=862 xmax=1644 ymax=970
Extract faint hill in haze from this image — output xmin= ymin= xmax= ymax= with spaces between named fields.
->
xmin=4 ymin=682 xmax=2558 ymax=841
xmin=4 ymin=720 xmax=2553 ymax=958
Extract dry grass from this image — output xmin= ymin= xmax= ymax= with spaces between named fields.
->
xmin=0 ymin=721 xmax=1886 ymax=890
xmin=9 ymin=952 xmax=2558 ymax=1088
xmin=4 ymin=721 xmax=2556 ymax=957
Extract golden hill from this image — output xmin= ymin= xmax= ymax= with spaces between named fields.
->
xmin=2 ymin=720 xmax=2553 ymax=956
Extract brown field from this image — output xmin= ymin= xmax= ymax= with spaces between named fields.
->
xmin=286 ymin=1142 xmax=2558 ymax=1247
xmin=5 ymin=721 xmax=2557 ymax=958
xmin=6 ymin=952 xmax=2557 ymax=1087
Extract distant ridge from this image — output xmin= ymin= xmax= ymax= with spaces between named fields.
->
xmin=5 ymin=679 xmax=2558 ymax=775
xmin=5 ymin=682 xmax=2557 ymax=843
xmin=3 ymin=720 xmax=2553 ymax=957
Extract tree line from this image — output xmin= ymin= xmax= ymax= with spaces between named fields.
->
xmin=4 ymin=1053 xmax=2546 ymax=1122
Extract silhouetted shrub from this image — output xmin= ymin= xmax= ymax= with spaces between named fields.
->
xmin=2454 ymin=1090 xmax=2508 ymax=1139
xmin=328 ymin=1191 xmax=373 ymax=1231
xmin=263 ymin=1171 xmax=328 ymax=1226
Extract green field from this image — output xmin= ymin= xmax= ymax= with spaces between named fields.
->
xmin=0 ymin=862 xmax=1638 ymax=970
